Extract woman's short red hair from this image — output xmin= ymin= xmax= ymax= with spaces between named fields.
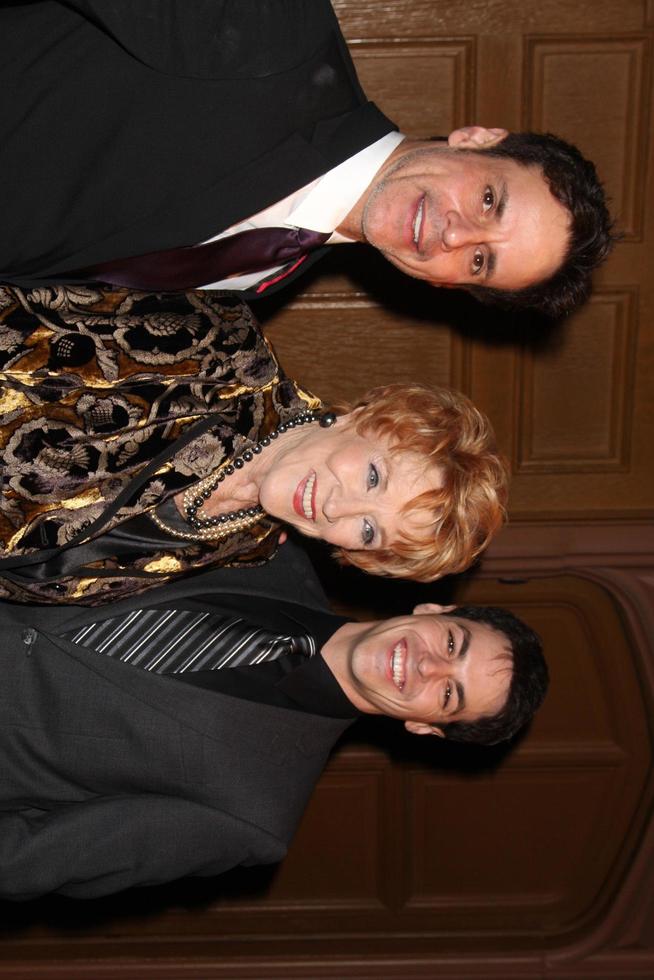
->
xmin=335 ymin=383 xmax=508 ymax=582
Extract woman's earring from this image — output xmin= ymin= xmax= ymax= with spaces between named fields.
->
xmin=319 ymin=411 xmax=337 ymax=428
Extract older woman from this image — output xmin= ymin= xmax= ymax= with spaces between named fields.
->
xmin=0 ymin=285 xmax=507 ymax=604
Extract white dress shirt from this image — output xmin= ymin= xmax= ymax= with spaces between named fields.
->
xmin=199 ymin=131 xmax=405 ymax=290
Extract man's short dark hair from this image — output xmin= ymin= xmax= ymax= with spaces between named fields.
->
xmin=466 ymin=131 xmax=617 ymax=319
xmin=439 ymin=604 xmax=549 ymax=746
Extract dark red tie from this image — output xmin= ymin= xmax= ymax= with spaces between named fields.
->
xmin=70 ymin=226 xmax=330 ymax=291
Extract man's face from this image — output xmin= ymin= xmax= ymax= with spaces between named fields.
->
xmin=349 ymin=136 xmax=570 ymax=292
xmin=338 ymin=605 xmax=512 ymax=735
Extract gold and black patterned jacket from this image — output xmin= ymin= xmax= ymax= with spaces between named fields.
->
xmin=0 ymin=286 xmax=320 ymax=605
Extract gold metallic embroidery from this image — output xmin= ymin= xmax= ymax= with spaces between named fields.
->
xmin=61 ymin=488 xmax=103 ymax=510
xmin=142 ymin=555 xmax=183 ymax=574
xmin=0 ymin=388 xmax=31 ymax=416
xmin=70 ymin=578 xmax=100 ymax=598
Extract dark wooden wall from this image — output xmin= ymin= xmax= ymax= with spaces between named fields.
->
xmin=2 ymin=1 xmax=653 ymax=977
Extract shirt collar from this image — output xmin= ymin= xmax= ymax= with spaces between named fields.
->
xmin=276 ymin=650 xmax=359 ymax=719
xmin=287 ymin=131 xmax=406 ymax=241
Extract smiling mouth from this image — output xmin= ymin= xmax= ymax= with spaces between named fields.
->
xmin=413 ymin=196 xmax=425 ymax=250
xmin=390 ymin=639 xmax=406 ymax=691
xmin=293 ymin=471 xmax=316 ymax=521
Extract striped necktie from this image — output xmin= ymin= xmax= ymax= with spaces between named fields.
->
xmin=63 ymin=608 xmax=315 ymax=673
xmin=68 ymin=226 xmax=330 ymax=291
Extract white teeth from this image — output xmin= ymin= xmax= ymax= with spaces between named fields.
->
xmin=413 ymin=199 xmax=424 ymax=245
xmin=302 ymin=472 xmax=315 ymax=520
xmin=391 ymin=642 xmax=405 ymax=689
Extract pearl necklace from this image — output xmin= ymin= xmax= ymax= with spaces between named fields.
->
xmin=149 ymin=409 xmax=336 ymax=543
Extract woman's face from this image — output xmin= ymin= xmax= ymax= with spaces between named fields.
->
xmin=258 ymin=417 xmax=442 ymax=551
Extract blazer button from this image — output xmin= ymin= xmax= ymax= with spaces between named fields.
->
xmin=21 ymin=628 xmax=37 ymax=649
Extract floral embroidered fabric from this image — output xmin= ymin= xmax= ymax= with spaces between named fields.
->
xmin=0 ymin=286 xmax=320 ymax=604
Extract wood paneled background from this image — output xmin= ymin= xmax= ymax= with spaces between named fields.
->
xmin=2 ymin=1 xmax=653 ymax=977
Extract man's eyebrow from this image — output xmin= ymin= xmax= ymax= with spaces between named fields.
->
xmin=495 ymin=183 xmax=508 ymax=220
xmin=458 ymin=624 xmax=471 ymax=660
xmin=486 ymin=251 xmax=497 ymax=281
xmin=452 ymin=624 xmax=471 ymax=714
xmin=485 ymin=183 xmax=508 ymax=283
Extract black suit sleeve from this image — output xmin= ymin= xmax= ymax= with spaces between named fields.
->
xmin=60 ymin=0 xmax=340 ymax=78
xmin=0 ymin=796 xmax=286 ymax=900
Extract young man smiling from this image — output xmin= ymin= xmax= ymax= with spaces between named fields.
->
xmin=322 ymin=601 xmax=539 ymax=740
xmin=0 ymin=542 xmax=547 ymax=900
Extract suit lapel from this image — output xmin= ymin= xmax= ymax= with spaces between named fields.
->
xmin=51 ymin=625 xmax=350 ymax=763
xmin=47 ymin=540 xmax=346 ymax=752
xmin=38 ymin=102 xmax=394 ymax=278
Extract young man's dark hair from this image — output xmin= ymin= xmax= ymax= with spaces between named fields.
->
xmin=467 ymin=131 xmax=617 ymax=319
xmin=439 ymin=604 xmax=548 ymax=746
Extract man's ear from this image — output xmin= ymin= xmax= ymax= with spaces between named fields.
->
xmin=405 ymin=720 xmax=446 ymax=737
xmin=448 ymin=126 xmax=508 ymax=150
xmin=412 ymin=602 xmax=456 ymax=616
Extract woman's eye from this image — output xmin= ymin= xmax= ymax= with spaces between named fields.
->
xmin=443 ymin=681 xmax=452 ymax=709
xmin=361 ymin=518 xmax=375 ymax=546
xmin=472 ymin=249 xmax=486 ymax=275
xmin=367 ymin=463 xmax=379 ymax=489
xmin=482 ymin=186 xmax=495 ymax=212
xmin=447 ymin=629 xmax=455 ymax=657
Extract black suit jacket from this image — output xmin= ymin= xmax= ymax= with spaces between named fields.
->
xmin=1 ymin=0 xmax=396 ymax=286
xmin=0 ymin=541 xmax=354 ymax=900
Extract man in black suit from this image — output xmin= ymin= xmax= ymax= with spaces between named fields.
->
xmin=0 ymin=0 xmax=612 ymax=316
xmin=0 ymin=542 xmax=548 ymax=900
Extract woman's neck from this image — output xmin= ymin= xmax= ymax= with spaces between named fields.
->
xmin=245 ymin=423 xmax=310 ymax=490
xmin=173 ymin=420 xmax=314 ymax=519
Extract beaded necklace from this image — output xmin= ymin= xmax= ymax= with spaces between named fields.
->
xmin=149 ymin=409 xmax=336 ymax=542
